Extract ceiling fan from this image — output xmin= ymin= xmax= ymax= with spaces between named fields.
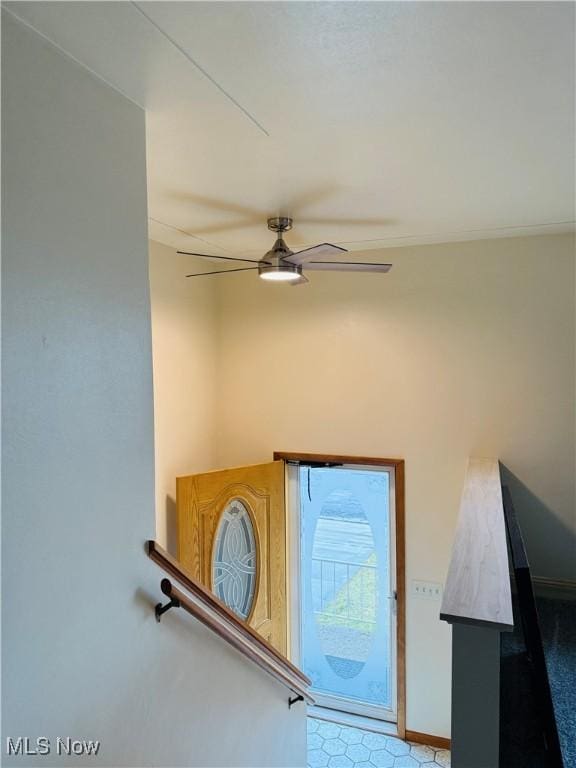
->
xmin=178 ymin=217 xmax=392 ymax=285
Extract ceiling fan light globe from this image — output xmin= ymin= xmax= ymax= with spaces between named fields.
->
xmin=260 ymin=272 xmax=300 ymax=282
xmin=258 ymin=263 xmax=302 ymax=283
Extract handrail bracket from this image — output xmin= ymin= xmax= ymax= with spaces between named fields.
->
xmin=155 ymin=596 xmax=181 ymax=622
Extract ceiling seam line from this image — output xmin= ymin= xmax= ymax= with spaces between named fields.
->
xmin=148 ymin=217 xmax=232 ymax=253
xmin=1 ymin=5 xmax=146 ymax=111
xmin=333 ymin=221 xmax=576 ymax=245
xmin=130 ymin=1 xmax=270 ymax=138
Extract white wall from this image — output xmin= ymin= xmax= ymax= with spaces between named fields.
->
xmin=2 ymin=15 xmax=306 ymax=767
xmin=208 ymin=233 xmax=575 ymax=738
xmin=149 ymin=240 xmax=218 ymax=554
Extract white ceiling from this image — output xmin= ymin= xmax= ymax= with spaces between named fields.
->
xmin=6 ymin=1 xmax=575 ymax=257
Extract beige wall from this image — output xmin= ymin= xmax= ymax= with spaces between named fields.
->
xmin=150 ymin=241 xmax=218 ymax=553
xmin=208 ymin=232 xmax=575 ymax=738
xmin=150 ymin=225 xmax=573 ymax=738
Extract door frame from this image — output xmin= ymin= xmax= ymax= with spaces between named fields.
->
xmin=274 ymin=452 xmax=406 ymax=739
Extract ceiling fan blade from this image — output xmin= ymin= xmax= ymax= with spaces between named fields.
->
xmin=305 ymin=261 xmax=392 ymax=273
xmin=178 ymin=250 xmax=266 ymax=265
xmin=169 ymin=190 xmax=265 ymax=218
xmin=186 ymin=267 xmax=260 ymax=278
xmin=285 ymin=243 xmax=348 ymax=265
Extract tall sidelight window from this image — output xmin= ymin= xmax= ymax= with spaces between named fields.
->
xmin=297 ymin=465 xmax=397 ymax=721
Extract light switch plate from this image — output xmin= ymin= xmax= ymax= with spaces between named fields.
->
xmin=412 ymin=580 xmax=443 ymax=600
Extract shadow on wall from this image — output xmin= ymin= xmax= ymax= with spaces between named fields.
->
xmin=165 ymin=495 xmax=178 ymax=558
xmin=500 ymin=465 xmax=576 ymax=582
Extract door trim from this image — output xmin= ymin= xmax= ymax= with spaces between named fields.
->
xmin=275 ymin=451 xmax=406 ymax=739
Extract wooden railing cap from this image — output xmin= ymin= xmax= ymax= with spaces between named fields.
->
xmin=440 ymin=458 xmax=514 ymax=631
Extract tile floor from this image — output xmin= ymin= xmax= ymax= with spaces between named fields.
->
xmin=307 ymin=718 xmax=451 ymax=768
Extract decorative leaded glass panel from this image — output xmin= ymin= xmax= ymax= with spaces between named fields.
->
xmin=212 ymin=499 xmax=257 ymax=620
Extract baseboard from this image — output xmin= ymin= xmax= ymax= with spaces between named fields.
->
xmin=405 ymin=730 xmax=451 ymax=750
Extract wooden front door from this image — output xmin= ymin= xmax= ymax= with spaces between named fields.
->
xmin=177 ymin=461 xmax=287 ymax=654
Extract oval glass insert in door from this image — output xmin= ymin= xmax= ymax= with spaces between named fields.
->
xmin=212 ymin=499 xmax=257 ymax=620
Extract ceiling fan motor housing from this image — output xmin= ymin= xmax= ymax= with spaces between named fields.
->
xmin=258 ymin=235 xmax=302 ymax=280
